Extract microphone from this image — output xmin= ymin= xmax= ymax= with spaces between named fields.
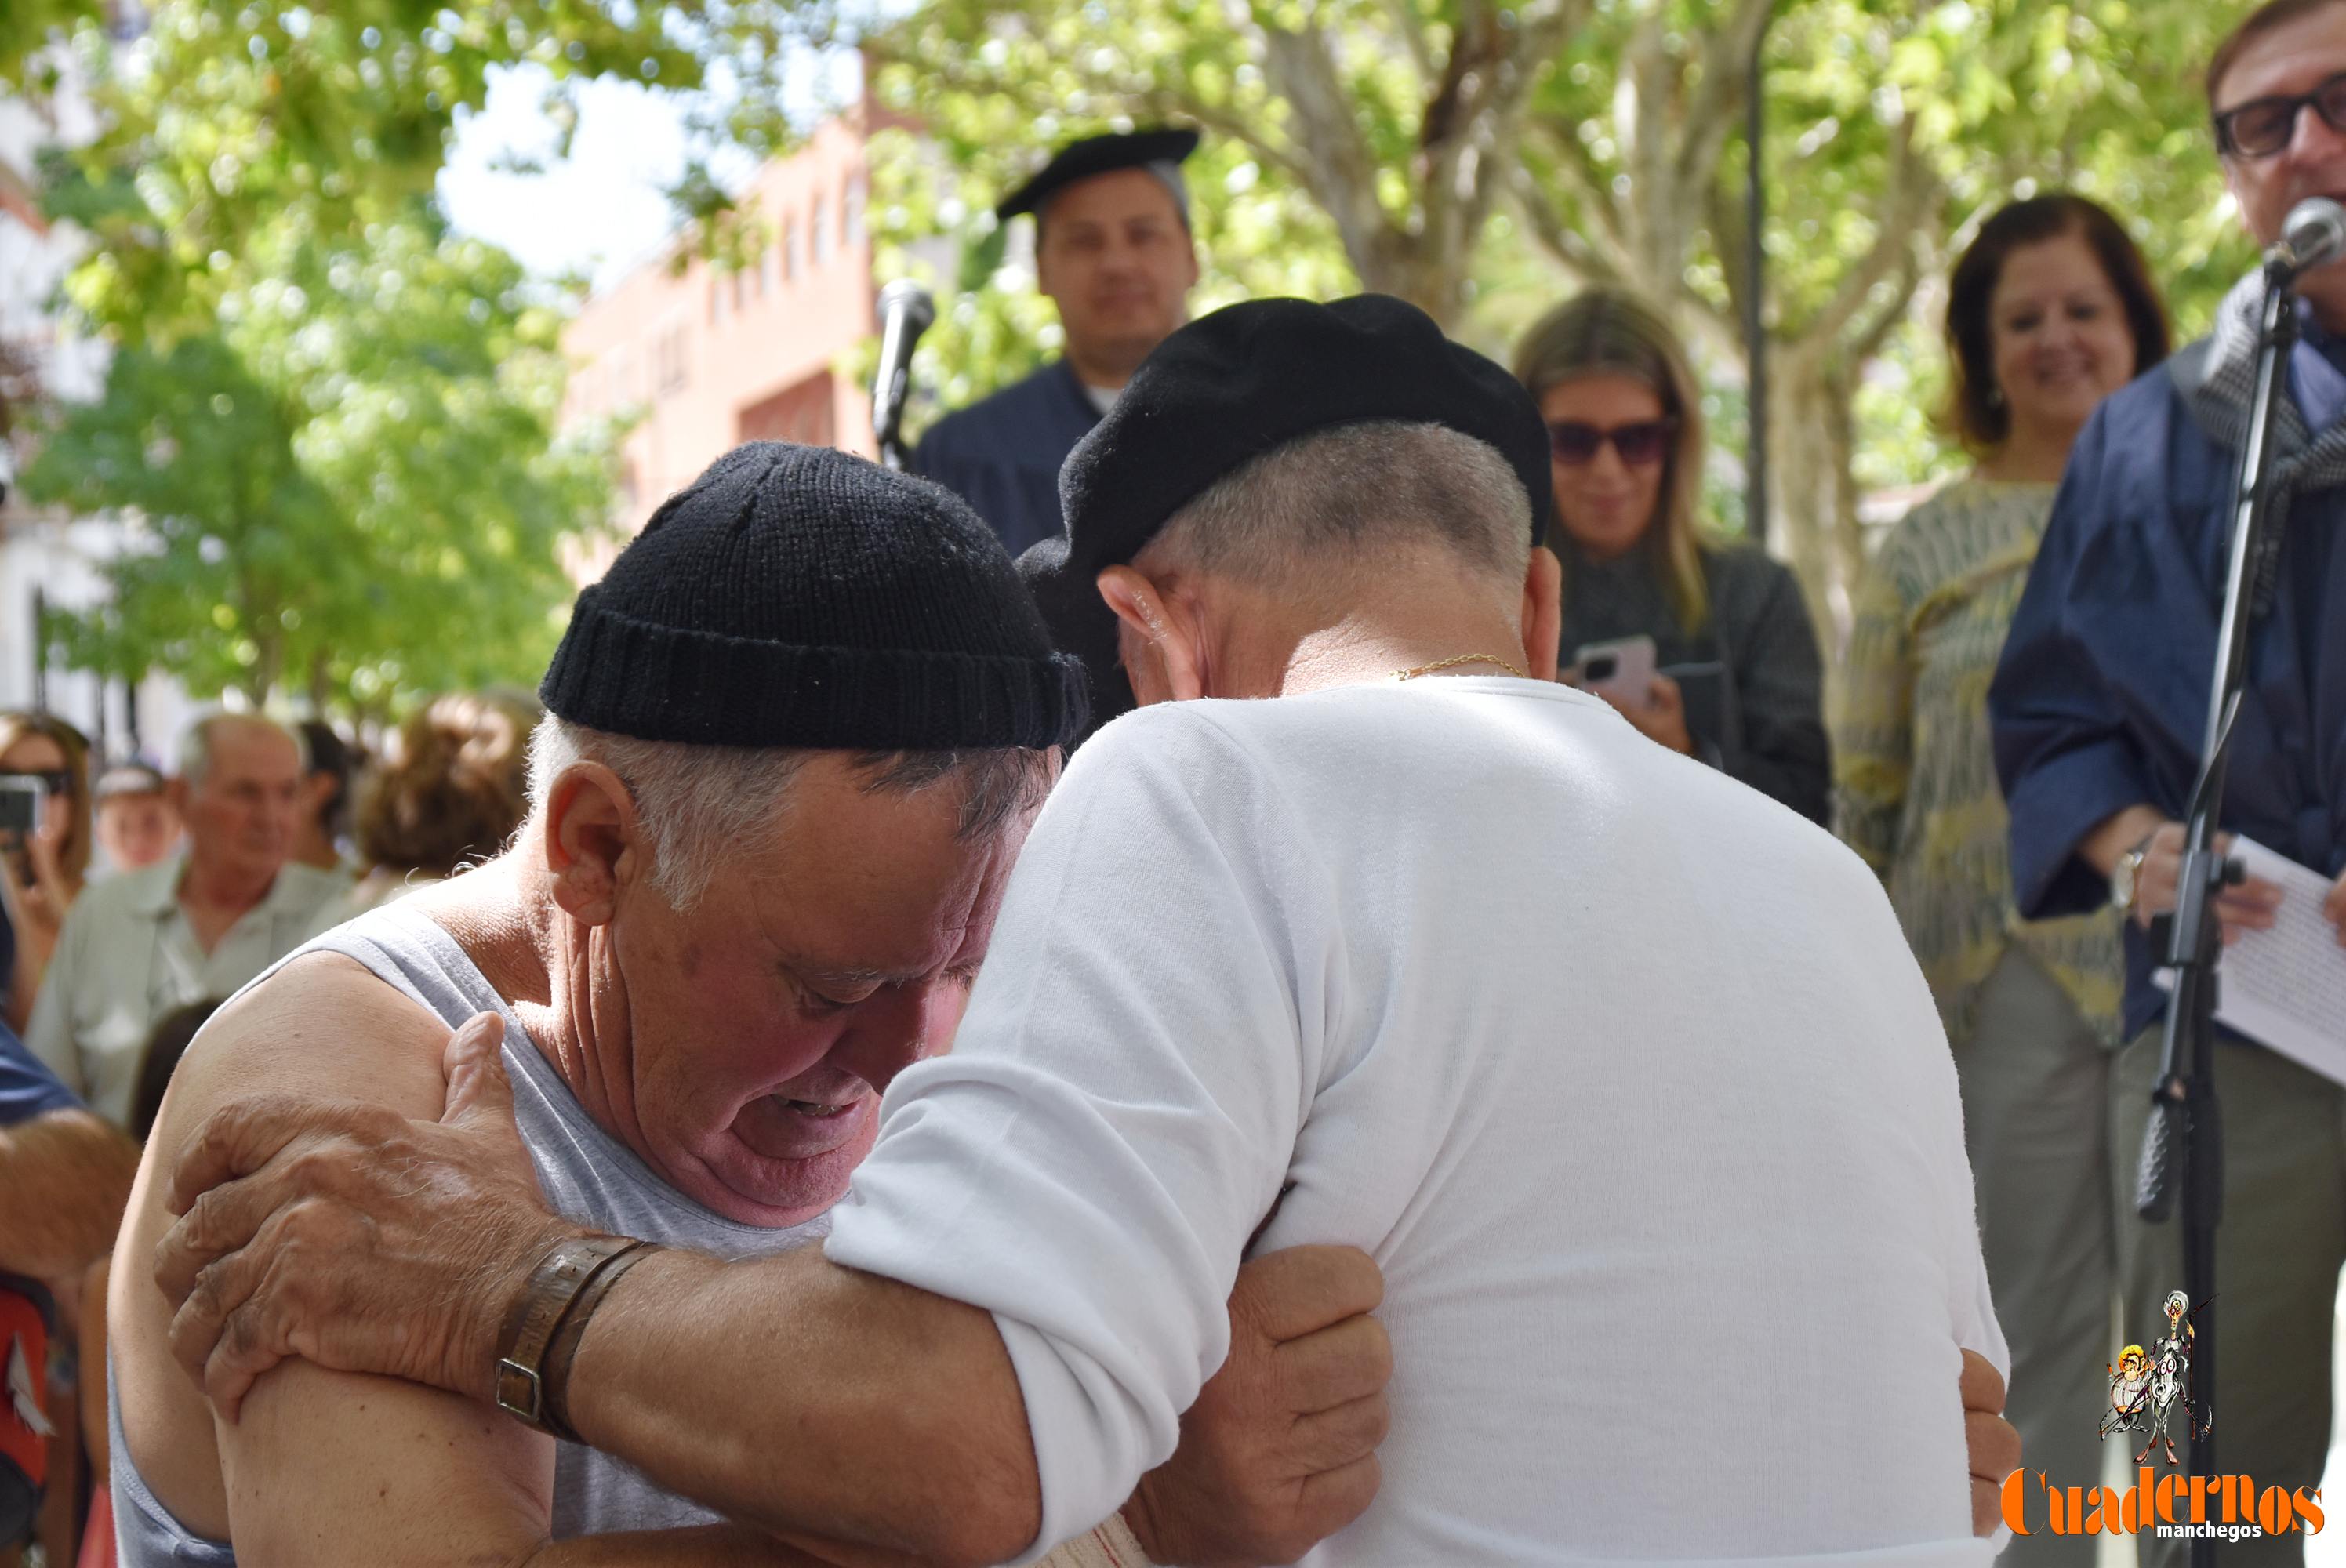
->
xmin=2268 ymin=197 xmax=2346 ymax=281
xmin=871 ymin=281 xmax=936 ymax=470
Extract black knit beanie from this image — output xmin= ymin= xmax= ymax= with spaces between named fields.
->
xmin=540 ymin=442 xmax=1088 ymax=750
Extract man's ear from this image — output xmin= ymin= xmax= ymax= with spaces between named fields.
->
xmin=542 ymin=762 xmax=641 ymax=927
xmin=1097 ymin=565 xmax=1205 ymax=705
xmin=165 ymin=779 xmax=191 ymax=818
xmin=1520 ymin=545 xmax=1564 ymax=681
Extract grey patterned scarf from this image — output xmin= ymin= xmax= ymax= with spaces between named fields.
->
xmin=2178 ymin=270 xmax=2346 ymax=499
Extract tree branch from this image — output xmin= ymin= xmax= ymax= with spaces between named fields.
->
xmin=1509 ymin=162 xmax=1627 ymax=286
xmin=1789 ymin=114 xmax=1937 ymax=351
xmin=1674 ymin=0 xmax=1774 ymax=195
xmin=1852 ymin=247 xmax=1923 ymax=361
xmin=1517 ymin=125 xmax=1640 ymax=281
xmin=1375 ymin=0 xmax=1439 ymax=81
xmin=1257 ymin=14 xmax=1408 ymax=286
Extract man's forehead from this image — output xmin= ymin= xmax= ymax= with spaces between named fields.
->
xmin=1044 ymin=168 xmax=1183 ymax=230
xmin=2217 ymin=9 xmax=2346 ymax=108
xmin=210 ymin=723 xmax=300 ymax=773
xmin=734 ymin=768 xmax=1024 ymax=965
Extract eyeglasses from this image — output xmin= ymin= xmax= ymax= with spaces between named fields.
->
xmin=0 ymin=769 xmax=73 ymax=797
xmin=1546 ymin=419 xmax=1677 ymax=468
xmin=2214 ymin=71 xmax=2346 ymax=158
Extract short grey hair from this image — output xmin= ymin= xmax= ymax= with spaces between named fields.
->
xmin=525 ymin=717 xmax=1054 ymax=911
xmin=176 ymin=712 xmax=307 ymax=791
xmin=1139 ymin=420 xmax=1531 ymax=590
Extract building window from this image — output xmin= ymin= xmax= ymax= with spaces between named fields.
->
xmin=656 ymin=324 xmax=688 ymax=396
xmin=843 ymin=172 xmax=864 ymax=248
xmin=783 ymin=216 xmax=800 ymax=281
xmin=710 ymin=276 xmax=725 ymax=325
xmin=732 ymin=268 xmax=747 ymax=311
xmin=757 ymin=236 xmax=774 ymax=297
xmin=811 ymin=194 xmax=829 ymax=266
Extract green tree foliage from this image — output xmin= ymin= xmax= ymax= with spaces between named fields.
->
xmin=866 ymin=0 xmax=2253 ymax=638
xmin=21 ymin=208 xmax=609 ymax=712
xmin=4 ymin=0 xmax=830 ymax=711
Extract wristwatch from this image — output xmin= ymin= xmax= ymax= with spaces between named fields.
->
xmin=2111 ymin=836 xmax=2154 ymax=916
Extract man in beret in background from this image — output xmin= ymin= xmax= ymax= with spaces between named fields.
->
xmin=154 ymin=302 xmax=2016 ymax=1564
xmin=106 ymin=443 xmax=1391 ymax=1568
xmin=913 ymin=127 xmax=1201 ymax=557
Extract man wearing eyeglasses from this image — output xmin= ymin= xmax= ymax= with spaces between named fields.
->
xmin=1991 ymin=1 xmax=2346 ymax=1552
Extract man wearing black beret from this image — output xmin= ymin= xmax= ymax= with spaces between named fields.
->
xmin=157 ymin=305 xmax=2019 ymax=1564
xmin=912 ymin=128 xmax=1200 ymax=559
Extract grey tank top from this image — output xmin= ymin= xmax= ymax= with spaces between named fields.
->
xmin=111 ymin=899 xmax=830 ymax=1564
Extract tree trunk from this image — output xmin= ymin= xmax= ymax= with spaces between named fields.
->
xmin=1764 ymin=347 xmax=1863 ymax=678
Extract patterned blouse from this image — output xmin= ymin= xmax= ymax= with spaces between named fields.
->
xmin=1833 ymin=477 xmax=2125 ymax=1046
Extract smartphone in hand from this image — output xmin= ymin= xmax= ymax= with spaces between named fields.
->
xmin=1570 ymin=636 xmax=1658 ymax=704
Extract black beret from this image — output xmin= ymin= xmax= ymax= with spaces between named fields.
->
xmin=1018 ymin=293 xmax=1552 ymax=735
xmin=996 ymin=128 xmax=1201 ymax=223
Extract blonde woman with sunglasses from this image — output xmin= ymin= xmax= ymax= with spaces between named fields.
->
xmin=1513 ymin=289 xmax=1830 ymax=822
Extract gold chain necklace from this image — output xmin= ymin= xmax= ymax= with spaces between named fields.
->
xmin=1392 ymin=652 xmax=1530 ymax=681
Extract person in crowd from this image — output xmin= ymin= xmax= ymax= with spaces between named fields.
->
xmin=1991 ymin=0 xmax=2346 ymax=1552
xmin=0 ymin=713 xmax=93 ymax=1036
xmin=312 ymin=690 xmax=540 ymax=934
xmin=913 ymin=128 xmax=1201 ymax=556
xmin=91 ymin=766 xmax=180 ymax=877
xmin=291 ymin=720 xmax=355 ymax=876
xmin=0 ymin=1015 xmax=138 ymax=1568
xmin=102 ymin=443 xmax=1393 ymax=1568
xmin=74 ymin=998 xmax=215 ymax=1568
xmin=154 ymin=303 xmax=2018 ymax=1565
xmin=25 ymin=714 xmax=345 ymax=1128
xmin=1513 ymin=289 xmax=1832 ymax=822
xmin=1837 ymin=194 xmax=2169 ymax=1560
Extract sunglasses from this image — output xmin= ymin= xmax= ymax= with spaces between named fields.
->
xmin=1547 ymin=419 xmax=1677 ymax=468
xmin=0 ymin=769 xmax=72 ymax=797
xmin=2214 ymin=70 xmax=2346 ymax=158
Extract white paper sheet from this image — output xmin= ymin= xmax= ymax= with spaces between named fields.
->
xmin=2153 ymin=836 xmax=2346 ymax=1085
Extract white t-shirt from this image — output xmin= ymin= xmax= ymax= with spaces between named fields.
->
xmin=826 ymin=677 xmax=2006 ymax=1566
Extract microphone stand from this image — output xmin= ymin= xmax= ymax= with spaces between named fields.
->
xmin=2134 ymin=260 xmax=2301 ymax=1566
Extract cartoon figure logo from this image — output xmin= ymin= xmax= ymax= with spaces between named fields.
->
xmin=2101 ymin=1290 xmax=2212 ymax=1466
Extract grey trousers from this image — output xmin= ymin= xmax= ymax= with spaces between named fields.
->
xmin=1959 ymin=948 xmax=2117 ymax=1567
xmin=2109 ymin=1025 xmax=2346 ymax=1567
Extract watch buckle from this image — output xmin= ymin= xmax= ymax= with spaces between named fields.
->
xmin=496 ymin=1357 xmax=544 ymax=1424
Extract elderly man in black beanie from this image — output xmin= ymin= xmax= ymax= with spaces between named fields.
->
xmin=104 ymin=443 xmax=1389 ymax=1568
xmin=153 ymin=304 xmax=2017 ymax=1566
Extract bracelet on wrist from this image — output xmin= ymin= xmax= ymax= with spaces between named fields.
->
xmin=494 ymin=1235 xmax=657 ymax=1442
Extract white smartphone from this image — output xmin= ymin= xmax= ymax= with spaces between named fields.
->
xmin=1571 ymin=635 xmax=1658 ymax=702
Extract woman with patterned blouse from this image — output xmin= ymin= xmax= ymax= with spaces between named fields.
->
xmin=1835 ymin=194 xmax=2169 ymax=1552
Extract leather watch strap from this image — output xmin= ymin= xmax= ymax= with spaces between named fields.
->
xmin=539 ymin=1239 xmax=659 ymax=1443
xmin=495 ymin=1236 xmax=650 ymax=1437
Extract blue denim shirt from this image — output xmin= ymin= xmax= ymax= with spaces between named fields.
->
xmin=1989 ymin=330 xmax=2346 ymax=1038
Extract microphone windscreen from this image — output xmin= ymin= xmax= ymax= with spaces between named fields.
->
xmin=877 ymin=280 xmax=936 ymax=333
xmin=2282 ymin=198 xmax=2346 ymax=275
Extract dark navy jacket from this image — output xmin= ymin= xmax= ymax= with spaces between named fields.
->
xmin=1990 ymin=333 xmax=2346 ymax=1037
xmin=0 ymin=1016 xmax=78 ymax=1126
xmin=911 ymin=359 xmax=1101 ymax=558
